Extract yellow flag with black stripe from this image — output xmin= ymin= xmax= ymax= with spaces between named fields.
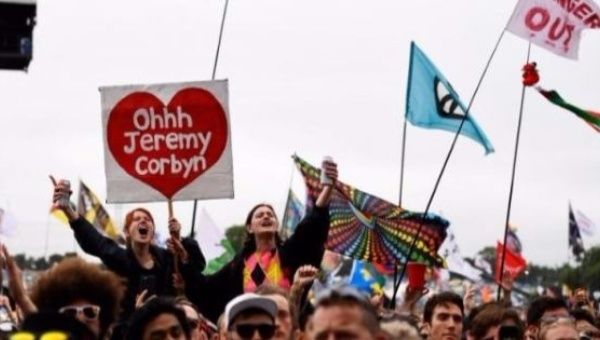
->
xmin=77 ymin=180 xmax=120 ymax=240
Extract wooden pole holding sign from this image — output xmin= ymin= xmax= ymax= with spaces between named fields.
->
xmin=167 ymin=198 xmax=184 ymax=296
xmin=168 ymin=199 xmax=174 ymax=219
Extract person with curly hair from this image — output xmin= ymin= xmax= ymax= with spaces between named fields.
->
xmin=29 ymin=257 xmax=125 ymax=339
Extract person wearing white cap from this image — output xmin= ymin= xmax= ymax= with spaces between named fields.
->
xmin=225 ymin=293 xmax=277 ymax=340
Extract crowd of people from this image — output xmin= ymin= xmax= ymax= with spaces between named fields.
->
xmin=0 ymin=160 xmax=597 ymax=340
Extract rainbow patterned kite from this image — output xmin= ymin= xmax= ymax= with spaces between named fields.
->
xmin=294 ymin=155 xmax=449 ymax=267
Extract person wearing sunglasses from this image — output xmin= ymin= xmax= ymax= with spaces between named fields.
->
xmin=225 ymin=293 xmax=277 ymax=340
xmin=255 ymin=285 xmax=294 ymax=340
xmin=29 ymin=257 xmax=124 ymax=339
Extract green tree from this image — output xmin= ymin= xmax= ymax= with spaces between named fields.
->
xmin=225 ymin=224 xmax=246 ymax=254
xmin=477 ymin=246 xmax=496 ymax=272
xmin=578 ymin=246 xmax=600 ymax=291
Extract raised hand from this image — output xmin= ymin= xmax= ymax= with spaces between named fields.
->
xmin=166 ymin=237 xmax=189 ymax=264
xmin=172 ymin=272 xmax=185 ymax=295
xmin=2 ymin=244 xmax=37 ymax=315
xmin=168 ymin=217 xmax=181 ymax=239
xmin=398 ymin=285 xmax=429 ymax=314
xmin=49 ymin=175 xmax=78 ymax=221
xmin=463 ymin=283 xmax=477 ymax=312
xmin=292 ymin=265 xmax=319 ymax=290
xmin=321 ymin=160 xmax=338 ymax=186
xmin=316 ymin=159 xmax=338 ymax=207
xmin=135 ymin=290 xmax=157 ymax=309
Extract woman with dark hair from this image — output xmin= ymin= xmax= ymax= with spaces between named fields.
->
xmin=51 ymin=180 xmax=204 ymax=323
xmin=183 ymin=160 xmax=338 ymax=323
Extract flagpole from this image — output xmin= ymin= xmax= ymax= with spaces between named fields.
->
xmin=44 ymin=217 xmax=50 ymax=259
xmin=399 ymin=117 xmax=408 ymax=207
xmin=497 ymin=42 xmax=532 ymax=301
xmin=391 ymin=29 xmax=507 ymax=307
xmin=190 ymin=0 xmax=230 ymax=237
xmin=393 ymin=57 xmax=411 ymax=307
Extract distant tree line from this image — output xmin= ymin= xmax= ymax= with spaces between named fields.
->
xmin=473 ymin=245 xmax=600 ymax=292
xmin=12 ymin=252 xmax=77 ymax=271
xmin=13 ymin=224 xmax=600 ymax=294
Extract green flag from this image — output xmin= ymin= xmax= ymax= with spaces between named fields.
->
xmin=537 ymin=87 xmax=600 ymax=133
xmin=203 ymin=239 xmax=236 ymax=274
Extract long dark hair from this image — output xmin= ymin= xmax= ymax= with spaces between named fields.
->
xmin=240 ymin=203 xmax=283 ymax=257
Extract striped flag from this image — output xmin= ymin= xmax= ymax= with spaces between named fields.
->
xmin=77 ymin=181 xmax=120 ymax=240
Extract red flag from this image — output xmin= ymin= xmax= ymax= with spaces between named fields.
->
xmin=495 ymin=242 xmax=527 ymax=283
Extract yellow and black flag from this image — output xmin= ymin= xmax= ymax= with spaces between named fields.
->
xmin=77 ymin=180 xmax=120 ymax=240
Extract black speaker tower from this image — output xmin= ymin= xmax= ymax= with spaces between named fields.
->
xmin=0 ymin=0 xmax=36 ymax=71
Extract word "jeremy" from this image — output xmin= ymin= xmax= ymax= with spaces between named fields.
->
xmin=121 ymin=106 xmax=212 ymax=179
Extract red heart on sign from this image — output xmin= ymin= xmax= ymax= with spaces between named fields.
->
xmin=107 ymin=88 xmax=228 ymax=198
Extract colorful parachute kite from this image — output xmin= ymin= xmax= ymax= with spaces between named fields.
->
xmin=294 ymin=155 xmax=449 ymax=267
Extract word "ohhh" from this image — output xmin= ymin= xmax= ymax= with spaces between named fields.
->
xmin=122 ymin=106 xmax=212 ymax=179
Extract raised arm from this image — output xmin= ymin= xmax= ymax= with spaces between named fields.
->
xmin=2 ymin=244 xmax=37 ymax=316
xmin=52 ymin=178 xmax=129 ymax=273
xmin=283 ymin=160 xmax=338 ymax=269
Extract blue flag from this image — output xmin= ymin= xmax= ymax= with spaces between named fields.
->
xmin=280 ymin=189 xmax=305 ymax=239
xmin=348 ymin=260 xmax=385 ymax=295
xmin=406 ymin=42 xmax=494 ymax=154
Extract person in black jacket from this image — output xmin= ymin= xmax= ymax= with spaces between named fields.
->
xmin=51 ymin=180 xmax=204 ymax=325
xmin=182 ymin=159 xmax=338 ymax=323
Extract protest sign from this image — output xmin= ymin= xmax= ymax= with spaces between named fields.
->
xmin=100 ymin=80 xmax=233 ymax=203
xmin=507 ymin=0 xmax=600 ymax=59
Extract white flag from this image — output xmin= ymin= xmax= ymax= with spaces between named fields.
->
xmin=440 ymin=229 xmax=482 ymax=282
xmin=506 ymin=0 xmax=600 ymax=59
xmin=0 ymin=208 xmax=17 ymax=238
xmin=575 ymin=209 xmax=596 ymax=236
xmin=195 ymin=208 xmax=225 ymax=261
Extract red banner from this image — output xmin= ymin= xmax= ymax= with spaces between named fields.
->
xmin=495 ymin=241 xmax=527 ymax=283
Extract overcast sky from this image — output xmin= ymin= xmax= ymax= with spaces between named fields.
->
xmin=0 ymin=0 xmax=599 ymax=267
